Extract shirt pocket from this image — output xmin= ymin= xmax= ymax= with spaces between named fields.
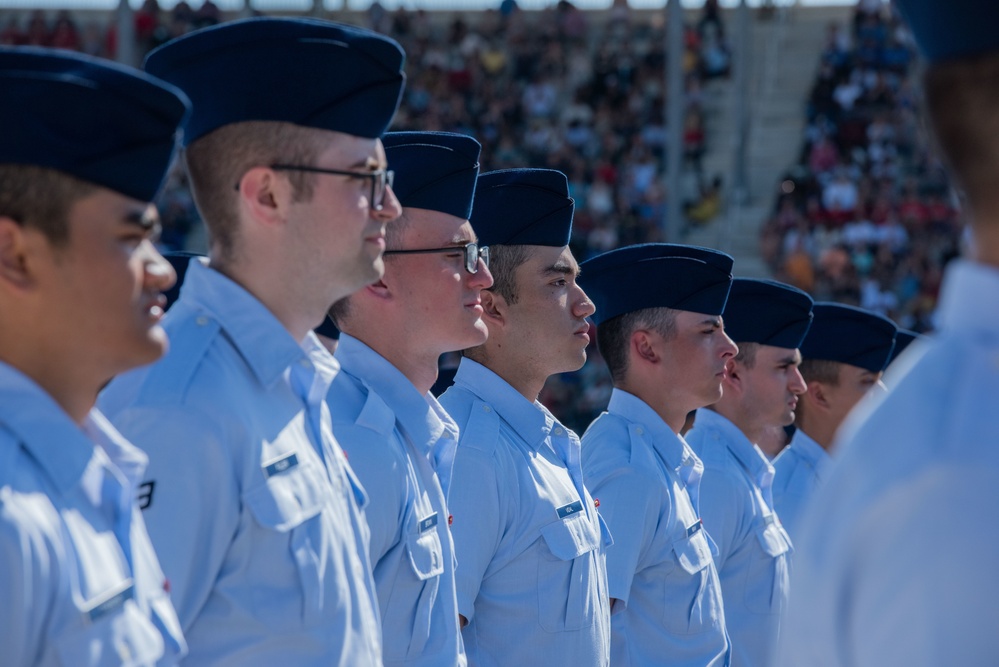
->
xmin=537 ymin=511 xmax=601 ymax=633
xmin=744 ymin=519 xmax=792 ymax=615
xmin=662 ymin=528 xmax=723 ymax=636
xmin=386 ymin=509 xmax=446 ymax=660
xmin=56 ymin=595 xmax=164 ymax=667
xmin=243 ymin=458 xmax=331 ymax=626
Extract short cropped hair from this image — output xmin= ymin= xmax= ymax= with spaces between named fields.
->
xmin=924 ymin=52 xmax=999 ymax=218
xmin=798 ymin=357 xmax=841 ymax=386
xmin=597 ymin=307 xmax=678 ymax=383
xmin=184 ymin=121 xmax=322 ymax=258
xmin=484 ymin=244 xmax=532 ymax=305
xmin=0 ymin=164 xmax=96 ymax=247
xmin=733 ymin=341 xmax=759 ymax=368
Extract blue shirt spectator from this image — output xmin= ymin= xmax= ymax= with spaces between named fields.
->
xmin=440 ymin=358 xmax=612 ymax=667
xmin=687 ymin=408 xmax=793 ymax=667
xmin=329 ymin=334 xmax=465 ymax=667
xmin=0 ymin=364 xmax=186 ymax=666
xmin=581 ymin=389 xmax=729 ymax=667
xmin=100 ymin=260 xmax=382 ymax=666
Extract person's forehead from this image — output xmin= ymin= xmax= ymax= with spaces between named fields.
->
xmin=403 ymin=209 xmax=474 ymax=243
xmin=314 ymin=130 xmax=383 ymax=167
xmin=758 ymin=344 xmax=801 ymax=362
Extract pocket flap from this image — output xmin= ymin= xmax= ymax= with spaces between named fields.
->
xmin=673 ymin=529 xmax=713 ymax=575
xmin=405 ymin=520 xmax=445 ymax=581
xmin=244 ymin=458 xmax=327 ymax=531
xmin=540 ymin=512 xmax=600 ymax=561
xmin=755 ymin=521 xmax=791 ymax=558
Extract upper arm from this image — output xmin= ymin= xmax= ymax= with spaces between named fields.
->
xmin=697 ymin=468 xmax=746 ymax=569
xmin=0 ymin=510 xmax=47 ymax=666
xmin=334 ymin=426 xmax=407 ymax=565
xmin=110 ymin=406 xmax=239 ymax=632
xmin=584 ymin=463 xmax=660 ymax=605
xmin=447 ymin=447 xmax=504 ymax=620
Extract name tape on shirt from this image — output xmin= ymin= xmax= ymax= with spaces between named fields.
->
xmin=556 ymin=500 xmax=585 ymax=520
xmin=686 ymin=519 xmax=703 ymax=538
xmin=263 ymin=452 xmax=299 ymax=478
xmin=85 ymin=580 xmax=135 ymax=623
xmin=419 ymin=513 xmax=439 ymax=533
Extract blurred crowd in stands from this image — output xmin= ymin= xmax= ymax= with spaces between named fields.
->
xmin=2 ymin=0 xmax=733 ymax=431
xmin=760 ymin=0 xmax=958 ymax=337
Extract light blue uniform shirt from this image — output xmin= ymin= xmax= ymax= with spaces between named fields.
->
xmin=440 ymin=358 xmax=612 ymax=667
xmin=99 ymin=260 xmax=381 ymax=666
xmin=771 ymin=429 xmax=831 ymax=541
xmin=328 ymin=334 xmax=465 ymax=667
xmin=580 ymin=389 xmax=730 ymax=667
xmin=686 ymin=408 xmax=792 ymax=667
xmin=778 ymin=260 xmax=999 ymax=667
xmin=0 ymin=362 xmax=185 ymax=666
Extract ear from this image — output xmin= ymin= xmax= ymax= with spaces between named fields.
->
xmin=0 ymin=216 xmax=39 ymax=292
xmin=807 ymin=380 xmax=833 ymax=412
xmin=631 ymin=329 xmax=660 ymax=366
xmin=237 ymin=167 xmax=291 ymax=229
xmin=722 ymin=357 xmax=742 ymax=393
xmin=479 ymin=289 xmax=506 ymax=328
xmin=363 ymin=277 xmax=392 ymax=301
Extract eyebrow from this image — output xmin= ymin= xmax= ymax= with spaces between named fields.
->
xmin=124 ymin=208 xmax=159 ymax=231
xmin=700 ymin=317 xmax=723 ymax=328
xmin=542 ymin=260 xmax=578 ymax=278
xmin=779 ymin=352 xmax=802 ymax=366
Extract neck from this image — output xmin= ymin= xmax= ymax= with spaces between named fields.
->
xmin=616 ymin=379 xmax=685 ymax=434
xmin=468 ymin=347 xmax=547 ymax=402
xmin=708 ymin=400 xmax=764 ymax=445
xmin=970 ymin=223 xmax=999 ymax=269
xmin=210 ymin=256 xmax=320 ymax=343
xmin=348 ymin=330 xmax=440 ymax=395
xmin=0 ymin=335 xmax=97 ymax=424
xmin=794 ymin=413 xmax=836 ymax=450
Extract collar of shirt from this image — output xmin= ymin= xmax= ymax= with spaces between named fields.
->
xmin=335 ymin=334 xmax=455 ymax=458
xmin=938 ymin=259 xmax=999 ymax=335
xmin=179 ymin=259 xmax=310 ymax=389
xmin=606 ymin=388 xmax=703 ymax=487
xmin=787 ymin=428 xmax=833 ymax=481
xmin=695 ymin=407 xmax=775 ymax=492
xmin=452 ymin=357 xmax=558 ymax=451
xmin=0 ymin=361 xmax=146 ymax=503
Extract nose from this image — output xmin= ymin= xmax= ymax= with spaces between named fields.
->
xmin=720 ymin=331 xmax=738 ymax=359
xmin=373 ymin=184 xmax=402 ymax=222
xmin=470 ymin=258 xmax=494 ymax=290
xmin=789 ymin=365 xmax=807 ymax=395
xmin=144 ymin=243 xmax=176 ymax=294
xmin=574 ymin=285 xmax=596 ymax=319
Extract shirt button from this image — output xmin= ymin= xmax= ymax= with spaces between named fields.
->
xmin=683 ymin=459 xmax=694 ymax=466
xmin=636 ymin=427 xmax=644 ymax=436
xmin=299 ymin=359 xmax=311 ymax=369
xmin=196 ymin=316 xmax=208 ymax=326
xmin=554 ymin=427 xmax=564 ymax=436
xmin=483 ymin=405 xmax=491 ymax=413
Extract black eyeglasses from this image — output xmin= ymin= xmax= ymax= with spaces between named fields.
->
xmin=383 ymin=242 xmax=490 ymax=274
xmin=269 ymin=164 xmax=395 ymax=211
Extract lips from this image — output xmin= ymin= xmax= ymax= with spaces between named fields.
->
xmin=146 ymin=294 xmax=167 ymax=321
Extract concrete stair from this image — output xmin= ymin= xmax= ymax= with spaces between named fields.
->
xmin=684 ymin=3 xmax=851 ymax=277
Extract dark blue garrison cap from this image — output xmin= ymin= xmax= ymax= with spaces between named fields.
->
xmin=579 ymin=243 xmax=734 ymax=326
xmin=887 ymin=328 xmax=920 ymax=366
xmin=0 ymin=47 xmax=189 ymax=202
xmin=895 ymin=0 xmax=998 ymax=63
xmin=162 ymin=252 xmax=202 ymax=311
xmin=470 ymin=169 xmax=574 ymax=247
xmin=801 ymin=303 xmax=898 ymax=373
xmin=723 ymin=278 xmax=813 ymax=349
xmin=145 ymin=17 xmax=405 ymax=145
xmin=383 ymin=132 xmax=481 ymax=220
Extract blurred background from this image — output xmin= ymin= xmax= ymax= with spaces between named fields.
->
xmin=1 ymin=0 xmax=955 ymax=431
